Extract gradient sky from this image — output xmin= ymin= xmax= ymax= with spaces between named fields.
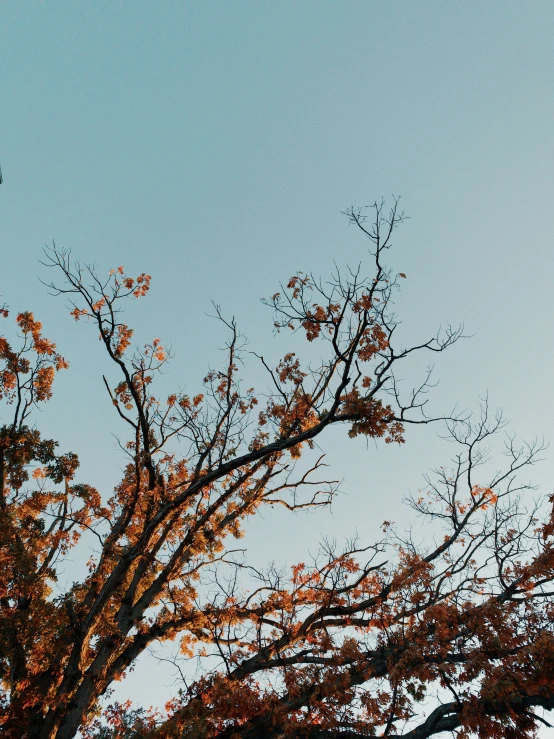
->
xmin=2 ymin=1 xmax=554 ymax=727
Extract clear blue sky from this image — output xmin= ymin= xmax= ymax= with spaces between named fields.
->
xmin=2 ymin=0 xmax=554 ymax=720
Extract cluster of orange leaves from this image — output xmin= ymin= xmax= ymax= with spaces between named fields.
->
xmin=0 ymin=310 xmax=68 ymax=405
xmin=341 ymin=387 xmax=404 ymax=443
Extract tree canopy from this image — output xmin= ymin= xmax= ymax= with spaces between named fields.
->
xmin=1 ymin=202 xmax=553 ymax=739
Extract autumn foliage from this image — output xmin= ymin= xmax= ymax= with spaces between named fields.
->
xmin=1 ymin=201 xmax=554 ymax=739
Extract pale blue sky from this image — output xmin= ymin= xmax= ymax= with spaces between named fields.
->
xmin=2 ymin=0 xmax=554 ymax=722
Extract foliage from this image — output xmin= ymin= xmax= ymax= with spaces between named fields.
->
xmin=1 ymin=201 xmax=553 ymax=739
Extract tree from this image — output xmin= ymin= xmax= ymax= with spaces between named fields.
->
xmin=1 ymin=201 xmax=553 ymax=739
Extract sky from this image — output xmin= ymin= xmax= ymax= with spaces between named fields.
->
xmin=2 ymin=1 xmax=554 ymax=730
